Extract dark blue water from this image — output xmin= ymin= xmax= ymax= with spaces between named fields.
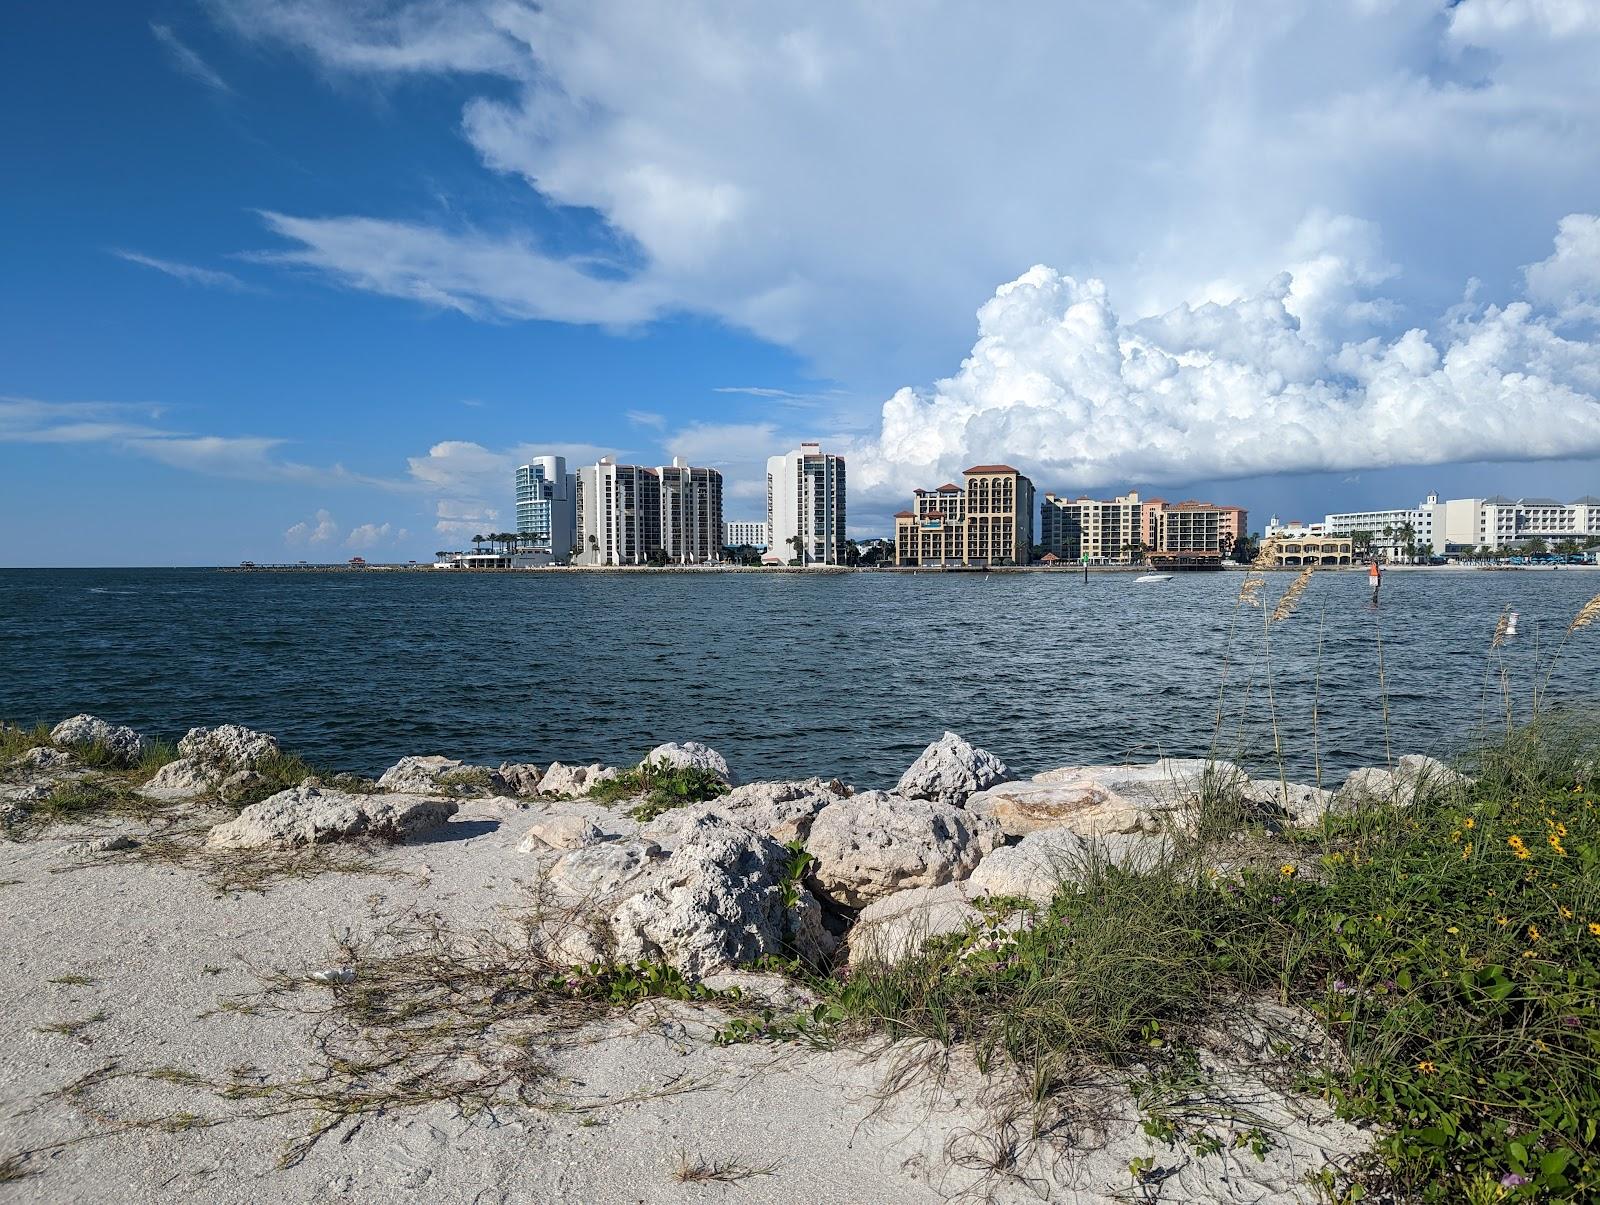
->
xmin=2 ymin=568 xmax=1596 ymax=787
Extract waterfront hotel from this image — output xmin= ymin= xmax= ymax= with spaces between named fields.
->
xmin=894 ymin=465 xmax=1036 ymax=567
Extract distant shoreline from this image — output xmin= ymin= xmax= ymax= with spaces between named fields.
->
xmin=212 ymin=561 xmax=1600 ymax=575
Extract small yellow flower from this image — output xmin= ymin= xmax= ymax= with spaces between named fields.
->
xmin=1373 ymin=914 xmax=1384 ymax=924
xmin=1447 ymin=926 xmax=1460 ymax=935
xmin=1560 ymin=906 xmax=1574 ymax=920
xmin=1497 ymin=916 xmax=1510 ymax=926
xmin=1556 ymin=822 xmax=1568 ymax=837
xmin=1462 ymin=843 xmax=1472 ymax=859
xmin=1588 ymin=922 xmax=1600 ymax=937
xmin=1528 ymin=924 xmax=1542 ymax=942
xmin=1450 ymin=829 xmax=1461 ymax=843
xmin=1508 ymin=834 xmax=1526 ymax=847
xmin=1280 ymin=863 xmax=1297 ymax=877
xmin=1464 ymin=817 xmax=1475 ymax=830
xmin=1415 ymin=1060 xmax=1437 ymax=1075
xmin=1523 ymin=950 xmax=1538 ymax=959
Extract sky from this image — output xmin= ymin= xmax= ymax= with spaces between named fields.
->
xmin=3 ymin=0 xmax=1600 ymax=565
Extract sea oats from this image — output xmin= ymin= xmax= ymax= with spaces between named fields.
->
xmin=1569 ymin=592 xmax=1600 ymax=635
xmin=1269 ymin=566 xmax=1314 ymax=625
xmin=1492 ymin=609 xmax=1511 ymax=648
xmin=1238 ymin=574 xmax=1265 ymax=607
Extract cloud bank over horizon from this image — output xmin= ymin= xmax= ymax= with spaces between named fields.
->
xmin=847 ymin=214 xmax=1600 ymax=499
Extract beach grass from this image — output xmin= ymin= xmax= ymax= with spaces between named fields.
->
xmin=819 ymin=724 xmax=1600 ymax=1201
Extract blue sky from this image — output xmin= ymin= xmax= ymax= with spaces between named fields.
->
xmin=3 ymin=1 xmax=1599 ymax=565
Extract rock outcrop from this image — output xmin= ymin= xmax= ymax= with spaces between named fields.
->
xmin=49 ymin=715 xmax=147 ymax=767
xmin=543 ymin=838 xmax=666 ymax=903
xmin=847 ymin=882 xmax=987 ymax=965
xmin=15 ymin=746 xmax=73 ymax=775
xmin=538 ymin=762 xmax=619 ymax=797
xmin=645 ymin=741 xmax=735 ymax=784
xmin=376 ymin=755 xmax=464 ymax=793
xmin=142 ymin=724 xmax=281 ymax=802
xmin=610 ymin=813 xmax=832 ymax=977
xmin=1334 ymin=755 xmax=1469 ymax=812
xmin=968 ymin=758 xmax=1249 ymax=837
xmin=496 ymin=762 xmax=544 ymax=797
xmin=205 ymin=785 xmax=458 ymax=849
xmin=806 ymin=791 xmax=1003 ymax=908
xmin=968 ymin=829 xmax=1167 ymax=901
xmin=642 ymin=778 xmax=847 ymax=845
xmin=895 ymin=732 xmax=1010 ymax=806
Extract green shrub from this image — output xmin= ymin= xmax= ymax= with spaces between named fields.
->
xmin=587 ymin=759 xmax=729 ymax=821
xmin=0 ymin=723 xmax=54 ymax=766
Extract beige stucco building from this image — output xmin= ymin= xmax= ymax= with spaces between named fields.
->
xmin=1266 ymin=535 xmax=1354 ymax=566
xmin=895 ymin=465 xmax=1035 ymax=566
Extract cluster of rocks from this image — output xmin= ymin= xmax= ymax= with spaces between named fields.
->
xmin=4 ymin=715 xmax=1469 ymax=982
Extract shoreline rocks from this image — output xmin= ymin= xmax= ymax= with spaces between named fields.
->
xmin=205 ymin=785 xmax=459 ymax=849
xmin=49 ymin=714 xmax=148 ymax=767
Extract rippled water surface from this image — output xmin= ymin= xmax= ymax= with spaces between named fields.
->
xmin=3 ymin=568 xmax=1598 ymax=786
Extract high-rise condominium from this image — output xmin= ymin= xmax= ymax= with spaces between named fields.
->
xmin=514 ymin=456 xmax=577 ymax=562
xmin=575 ymin=456 xmax=724 ymax=565
xmin=766 ymin=442 xmax=846 ymax=566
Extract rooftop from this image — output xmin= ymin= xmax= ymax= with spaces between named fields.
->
xmin=964 ymin=464 xmax=1021 ymax=474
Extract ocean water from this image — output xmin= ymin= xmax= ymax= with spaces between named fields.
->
xmin=2 ymin=567 xmax=1597 ymax=788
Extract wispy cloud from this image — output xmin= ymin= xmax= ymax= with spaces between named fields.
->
xmin=150 ymin=22 xmax=234 ymax=94
xmin=111 ymin=249 xmax=251 ymax=291
xmin=714 ymin=386 xmax=802 ymax=399
xmin=0 ymin=396 xmax=390 ymax=487
xmin=625 ymin=409 xmax=666 ymax=429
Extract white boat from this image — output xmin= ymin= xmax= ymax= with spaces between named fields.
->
xmin=1134 ymin=573 xmax=1173 ymax=583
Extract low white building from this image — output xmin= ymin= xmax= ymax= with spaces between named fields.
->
xmin=1264 ymin=516 xmax=1328 ymax=539
xmin=723 ymin=520 xmax=769 ymax=550
xmin=1323 ymin=493 xmax=1600 ymax=555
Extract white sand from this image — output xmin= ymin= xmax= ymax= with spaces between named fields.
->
xmin=0 ymin=802 xmax=1365 ymax=1203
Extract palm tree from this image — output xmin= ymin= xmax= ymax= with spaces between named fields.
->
xmin=471 ymin=534 xmax=485 ymax=555
xmin=787 ymin=534 xmax=806 ymax=566
xmin=1397 ymin=521 xmax=1416 ymax=563
xmin=587 ymin=533 xmax=600 ymax=564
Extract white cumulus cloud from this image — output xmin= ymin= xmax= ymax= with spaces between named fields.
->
xmin=848 ymin=215 xmax=1600 ymax=499
xmin=284 ymin=508 xmax=339 ymax=544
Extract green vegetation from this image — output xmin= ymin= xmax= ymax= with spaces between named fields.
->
xmin=435 ymin=765 xmax=497 ymax=792
xmin=0 ymin=722 xmax=54 ymax=766
xmin=587 ymin=759 xmax=730 ymax=821
xmin=816 ymin=720 xmax=1600 ymax=1201
xmin=12 ymin=776 xmax=173 ymax=831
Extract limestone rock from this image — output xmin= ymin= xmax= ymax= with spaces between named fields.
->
xmin=1241 ymin=779 xmax=1335 ymax=828
xmin=1334 ymin=755 xmax=1469 ymax=812
xmin=517 ymin=813 xmax=609 ymax=852
xmin=642 ymin=778 xmax=847 ymax=845
xmin=805 ymin=791 xmax=1003 ymax=908
xmin=143 ymin=724 xmax=283 ymax=802
xmin=847 ymin=882 xmax=985 ymax=965
xmin=178 ymin=724 xmax=280 ymax=771
xmin=495 ymin=762 xmax=544 ymax=796
xmin=895 ymin=732 xmax=1010 ymax=806
xmin=644 ymin=741 xmax=735 ymax=784
xmin=15 ymin=746 xmax=73 ymax=774
xmin=971 ymin=758 xmax=1248 ymax=837
xmin=376 ymin=755 xmax=463 ymax=793
xmin=140 ymin=758 xmax=215 ymax=801
xmin=610 ymin=813 xmax=832 ymax=977
xmin=49 ymin=715 xmax=147 ymax=767
xmin=205 ymin=786 xmax=458 ymax=849
xmin=968 ymin=830 xmax=1168 ymax=902
xmin=545 ymin=839 xmax=666 ymax=902
xmin=539 ymin=762 xmax=618 ymax=798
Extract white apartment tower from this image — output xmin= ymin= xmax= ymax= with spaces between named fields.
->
xmin=514 ymin=456 xmax=577 ymax=561
xmin=575 ymin=457 xmax=724 ymax=565
xmin=765 ymin=442 xmax=847 ymax=566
